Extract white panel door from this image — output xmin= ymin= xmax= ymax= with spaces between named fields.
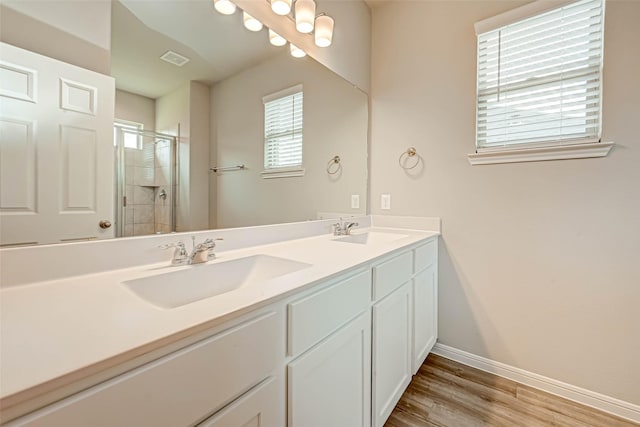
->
xmin=0 ymin=42 xmax=115 ymax=245
xmin=412 ymin=263 xmax=438 ymax=374
xmin=288 ymin=311 xmax=371 ymax=427
xmin=372 ymin=281 xmax=412 ymax=427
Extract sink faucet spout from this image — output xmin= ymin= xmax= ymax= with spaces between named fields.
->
xmin=333 ymin=218 xmax=359 ymax=236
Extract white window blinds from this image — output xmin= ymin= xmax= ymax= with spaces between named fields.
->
xmin=263 ymin=85 xmax=303 ymax=170
xmin=476 ymin=0 xmax=604 ymax=150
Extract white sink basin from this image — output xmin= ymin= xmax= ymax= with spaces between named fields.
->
xmin=333 ymin=231 xmax=409 ymax=245
xmin=123 ymin=255 xmax=312 ymax=309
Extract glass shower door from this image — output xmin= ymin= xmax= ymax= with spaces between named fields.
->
xmin=113 ymin=125 xmax=177 ymax=237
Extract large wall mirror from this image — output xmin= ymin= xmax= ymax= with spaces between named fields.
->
xmin=0 ymin=0 xmax=368 ymax=246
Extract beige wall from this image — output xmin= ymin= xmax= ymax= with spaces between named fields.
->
xmin=115 ymin=90 xmax=155 ymax=131
xmin=156 ymin=82 xmax=210 ymax=233
xmin=156 ymin=84 xmax=190 ymax=232
xmin=370 ymin=0 xmax=640 ymax=405
xmin=188 ymin=81 xmax=211 ymax=232
xmin=210 ymin=51 xmax=368 ymax=229
xmin=0 ymin=2 xmax=110 ymax=74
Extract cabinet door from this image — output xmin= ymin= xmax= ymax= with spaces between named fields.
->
xmin=412 ymin=264 xmax=438 ymax=374
xmin=197 ymin=376 xmax=282 ymax=427
xmin=372 ymin=281 xmax=412 ymax=427
xmin=288 ymin=312 xmax=371 ymax=427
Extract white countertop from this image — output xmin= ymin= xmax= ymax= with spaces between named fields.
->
xmin=0 ymin=227 xmax=438 ymax=411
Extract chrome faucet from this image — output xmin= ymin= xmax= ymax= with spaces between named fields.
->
xmin=189 ymin=237 xmax=223 ymax=264
xmin=159 ymin=241 xmax=189 ymax=265
xmin=159 ymin=237 xmax=223 ymax=265
xmin=333 ymin=218 xmax=359 ymax=236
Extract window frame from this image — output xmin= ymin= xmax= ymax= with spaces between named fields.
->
xmin=468 ymin=0 xmax=613 ymax=165
xmin=261 ymin=84 xmax=305 ymax=179
xmin=114 ymin=119 xmax=144 ymax=150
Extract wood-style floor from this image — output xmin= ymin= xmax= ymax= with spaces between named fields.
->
xmin=385 ymin=354 xmax=637 ymax=427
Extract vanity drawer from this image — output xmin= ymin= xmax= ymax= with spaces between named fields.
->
xmin=197 ymin=376 xmax=282 ymax=427
xmin=11 ymin=311 xmax=282 ymax=427
xmin=372 ymin=251 xmax=412 ymax=301
xmin=288 ymin=270 xmax=370 ymax=356
xmin=414 ymin=238 xmax=437 ymax=273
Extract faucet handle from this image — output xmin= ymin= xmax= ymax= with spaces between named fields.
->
xmin=203 ymin=238 xmax=223 ymax=259
xmin=159 ymin=242 xmax=189 ymax=265
xmin=333 ymin=222 xmax=343 ymax=236
xmin=158 ymin=241 xmax=185 ymax=250
xmin=202 ymin=237 xmax=223 ymax=246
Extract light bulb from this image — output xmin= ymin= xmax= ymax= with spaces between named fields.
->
xmin=314 ymin=15 xmax=334 ymax=47
xmin=271 ymin=0 xmax=291 ymax=15
xmin=213 ymin=0 xmax=236 ymax=15
xmin=290 ymin=43 xmax=306 ymax=58
xmin=269 ymin=29 xmax=287 ymax=47
xmin=243 ymin=11 xmax=263 ymax=32
xmin=295 ymin=0 xmax=315 ymax=34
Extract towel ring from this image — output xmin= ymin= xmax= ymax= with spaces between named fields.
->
xmin=327 ymin=155 xmax=341 ymax=174
xmin=398 ymin=147 xmax=419 ymax=170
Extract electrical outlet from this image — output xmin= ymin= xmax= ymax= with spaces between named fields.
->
xmin=351 ymin=194 xmax=360 ymax=209
xmin=381 ymin=194 xmax=391 ymax=210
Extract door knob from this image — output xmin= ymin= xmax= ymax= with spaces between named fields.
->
xmin=99 ymin=220 xmax=112 ymax=229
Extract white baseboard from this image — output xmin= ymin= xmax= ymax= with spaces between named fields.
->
xmin=431 ymin=343 xmax=640 ymax=424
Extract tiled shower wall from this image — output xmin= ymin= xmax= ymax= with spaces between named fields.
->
xmin=154 ymin=138 xmax=173 ymax=234
xmin=123 ymin=137 xmax=174 ymax=236
xmin=124 ymin=140 xmax=154 ymax=237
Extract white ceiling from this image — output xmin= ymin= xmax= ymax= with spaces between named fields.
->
xmin=111 ymin=0 xmax=283 ymax=99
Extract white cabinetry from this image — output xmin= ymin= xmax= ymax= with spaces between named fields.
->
xmin=287 ymin=270 xmax=370 ymax=356
xmin=371 ymin=251 xmax=414 ymax=427
xmin=370 ymin=237 xmax=439 ymax=427
xmin=7 ymin=235 xmax=438 ymax=427
xmin=372 ymin=281 xmax=412 ymax=427
xmin=287 ymin=270 xmax=372 ymax=427
xmin=412 ymin=239 xmax=438 ymax=373
xmin=197 ymin=376 xmax=281 ymax=427
xmin=8 ymin=311 xmax=284 ymax=427
xmin=288 ymin=312 xmax=371 ymax=427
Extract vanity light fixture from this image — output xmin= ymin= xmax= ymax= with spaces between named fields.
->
xmin=213 ymin=0 xmax=236 ymax=15
xmin=269 ymin=29 xmax=287 ymax=47
xmin=243 ymin=11 xmax=263 ymax=32
xmin=295 ymin=0 xmax=316 ymax=33
xmin=271 ymin=0 xmax=291 ymax=16
xmin=314 ymin=14 xmax=334 ymax=47
xmin=290 ymin=43 xmax=306 ymax=58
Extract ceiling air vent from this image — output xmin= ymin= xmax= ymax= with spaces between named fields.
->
xmin=160 ymin=50 xmax=190 ymax=67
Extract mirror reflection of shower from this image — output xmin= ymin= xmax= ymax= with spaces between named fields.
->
xmin=113 ymin=124 xmax=177 ymax=237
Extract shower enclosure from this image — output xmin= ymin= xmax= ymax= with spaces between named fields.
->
xmin=113 ymin=125 xmax=177 ymax=238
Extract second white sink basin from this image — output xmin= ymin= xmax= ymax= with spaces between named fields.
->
xmin=123 ymin=255 xmax=312 ymax=309
xmin=333 ymin=231 xmax=409 ymax=245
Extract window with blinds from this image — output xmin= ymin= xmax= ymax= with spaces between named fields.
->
xmin=475 ymin=0 xmax=604 ymax=151
xmin=263 ymin=85 xmax=303 ymax=171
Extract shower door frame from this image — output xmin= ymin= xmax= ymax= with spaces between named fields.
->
xmin=113 ymin=125 xmax=177 ymax=238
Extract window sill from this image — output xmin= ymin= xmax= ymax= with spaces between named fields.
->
xmin=261 ymin=167 xmax=305 ymax=179
xmin=467 ymin=142 xmax=614 ymax=165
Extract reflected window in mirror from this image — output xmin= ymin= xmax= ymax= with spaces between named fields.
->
xmin=114 ymin=120 xmax=143 ymax=150
xmin=262 ymin=84 xmax=304 ymax=177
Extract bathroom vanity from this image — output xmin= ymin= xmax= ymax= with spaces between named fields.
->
xmin=0 ymin=218 xmax=439 ymax=426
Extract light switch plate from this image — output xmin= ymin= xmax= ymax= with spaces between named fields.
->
xmin=381 ymin=194 xmax=391 ymax=210
xmin=351 ymin=194 xmax=360 ymax=209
